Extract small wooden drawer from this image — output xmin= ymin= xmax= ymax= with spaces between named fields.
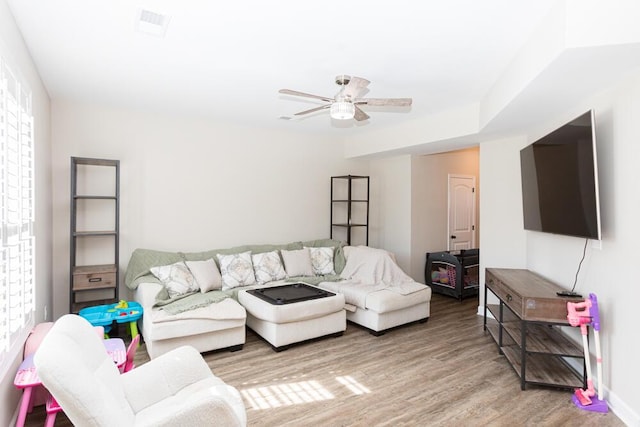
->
xmin=73 ymin=265 xmax=117 ymax=291
xmin=486 ymin=270 xmax=523 ymax=317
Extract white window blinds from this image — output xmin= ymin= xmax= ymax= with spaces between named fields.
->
xmin=0 ymin=56 xmax=35 ymax=376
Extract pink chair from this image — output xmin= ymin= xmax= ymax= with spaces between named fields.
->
xmin=44 ymin=396 xmax=60 ymax=427
xmin=44 ymin=334 xmax=139 ymax=426
xmin=121 ymin=334 xmax=140 ymax=373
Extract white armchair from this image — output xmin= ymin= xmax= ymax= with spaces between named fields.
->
xmin=34 ymin=314 xmax=246 ymax=427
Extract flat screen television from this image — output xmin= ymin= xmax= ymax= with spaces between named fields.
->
xmin=520 ymin=110 xmax=601 ymax=240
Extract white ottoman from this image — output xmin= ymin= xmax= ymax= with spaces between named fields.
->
xmin=238 ymin=285 xmax=346 ymax=351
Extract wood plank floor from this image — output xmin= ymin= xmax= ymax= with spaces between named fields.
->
xmin=23 ymin=294 xmax=624 ymax=426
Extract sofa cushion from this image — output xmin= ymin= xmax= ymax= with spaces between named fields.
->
xmin=306 ymin=246 xmax=336 ymax=275
xmin=281 ymin=248 xmax=314 ymax=277
xmin=365 ymin=286 xmax=432 ymax=313
xmin=319 ymin=280 xmax=431 ymax=313
xmin=134 ymin=282 xmax=246 ymax=341
xmin=150 ymin=262 xmax=199 ymax=298
xmin=301 ymin=239 xmax=346 ymax=274
xmin=185 ymin=259 xmax=222 ymax=293
xmin=251 ymin=251 xmax=287 ymax=285
xmin=183 ymin=242 xmax=304 ymax=265
xmin=216 ymin=251 xmax=256 ymax=290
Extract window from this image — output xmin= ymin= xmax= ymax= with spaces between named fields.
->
xmin=0 ymin=56 xmax=35 ymax=378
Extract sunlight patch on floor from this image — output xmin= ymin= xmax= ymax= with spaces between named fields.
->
xmin=242 ymin=380 xmax=335 ymax=410
xmin=241 ymin=374 xmax=373 ymax=410
xmin=336 ymin=376 xmax=371 ymax=395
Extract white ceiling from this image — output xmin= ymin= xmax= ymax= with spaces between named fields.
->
xmin=7 ymin=0 xmax=560 ymax=136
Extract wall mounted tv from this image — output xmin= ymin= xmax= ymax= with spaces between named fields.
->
xmin=520 ymin=110 xmax=601 ymax=240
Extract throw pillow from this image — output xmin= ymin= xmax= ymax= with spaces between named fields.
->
xmin=280 ymin=248 xmax=314 ymax=277
xmin=185 ymin=259 xmax=222 ymax=293
xmin=150 ymin=261 xmax=199 ymax=298
xmin=252 ymin=250 xmax=287 ymax=285
xmin=216 ymin=251 xmax=256 ymax=290
xmin=305 ymin=246 xmax=336 ymax=275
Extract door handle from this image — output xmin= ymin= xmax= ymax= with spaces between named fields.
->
xmin=450 ymin=235 xmax=457 ymax=239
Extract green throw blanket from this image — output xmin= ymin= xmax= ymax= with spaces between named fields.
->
xmin=124 ymin=239 xmax=348 ymax=314
xmin=156 ymin=290 xmax=230 ymax=315
xmin=125 ymin=239 xmax=348 ymax=291
xmin=286 ymin=274 xmax=342 ymax=286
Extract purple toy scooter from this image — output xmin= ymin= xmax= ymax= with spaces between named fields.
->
xmin=566 ymin=293 xmax=608 ymax=413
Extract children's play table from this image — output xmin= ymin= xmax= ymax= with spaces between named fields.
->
xmin=78 ymin=300 xmax=143 ymax=338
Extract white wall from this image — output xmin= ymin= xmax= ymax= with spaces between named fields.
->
xmin=410 ymin=148 xmax=479 ymax=282
xmin=50 ymin=101 xmax=369 ymax=318
xmin=0 ymin=1 xmax=52 ymax=424
xmin=478 ymin=135 xmax=529 ymax=316
xmin=369 ymin=155 xmax=412 ymax=271
xmin=479 ymin=73 xmax=640 ymax=425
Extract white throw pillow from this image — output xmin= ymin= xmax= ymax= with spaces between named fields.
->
xmin=150 ymin=261 xmax=199 ymax=298
xmin=252 ymin=251 xmax=287 ymax=285
xmin=216 ymin=251 xmax=256 ymax=290
xmin=305 ymin=246 xmax=336 ymax=275
xmin=280 ymin=248 xmax=314 ymax=277
xmin=185 ymin=259 xmax=222 ymax=293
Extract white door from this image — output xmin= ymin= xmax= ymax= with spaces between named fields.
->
xmin=448 ymin=174 xmax=476 ymax=250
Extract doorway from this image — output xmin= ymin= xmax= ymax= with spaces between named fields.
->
xmin=448 ymin=174 xmax=476 ymax=250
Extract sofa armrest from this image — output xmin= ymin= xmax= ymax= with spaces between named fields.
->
xmin=133 ymin=281 xmax=163 ymax=309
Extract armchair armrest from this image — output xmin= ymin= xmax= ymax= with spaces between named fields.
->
xmin=121 ymin=345 xmax=220 ymax=410
xmin=133 ymin=281 xmax=163 ymax=309
xmin=132 ymin=391 xmax=244 ymax=427
xmin=121 ymin=345 xmax=245 ymax=426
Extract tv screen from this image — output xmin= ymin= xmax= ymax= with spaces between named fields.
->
xmin=520 ymin=110 xmax=601 ymax=240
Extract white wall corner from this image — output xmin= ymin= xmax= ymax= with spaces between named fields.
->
xmin=480 ymin=1 xmax=568 ymax=131
xmin=344 ymin=103 xmax=481 ymax=159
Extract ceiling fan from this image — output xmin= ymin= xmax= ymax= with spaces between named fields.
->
xmin=279 ymin=75 xmax=412 ymax=121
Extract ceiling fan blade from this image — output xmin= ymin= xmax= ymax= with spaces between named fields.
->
xmin=342 ymin=76 xmax=370 ymax=99
xmin=354 ymin=105 xmax=369 ymax=121
xmin=279 ymin=89 xmax=333 ymax=103
xmin=294 ymin=104 xmax=331 ymax=116
xmin=355 ymin=98 xmax=413 ymax=107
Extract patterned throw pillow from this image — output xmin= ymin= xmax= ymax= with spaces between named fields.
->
xmin=216 ymin=251 xmax=256 ymax=290
xmin=150 ymin=261 xmax=199 ymax=298
xmin=280 ymin=248 xmax=315 ymax=277
xmin=185 ymin=259 xmax=222 ymax=293
xmin=305 ymin=246 xmax=336 ymax=275
xmin=252 ymin=251 xmax=287 ymax=285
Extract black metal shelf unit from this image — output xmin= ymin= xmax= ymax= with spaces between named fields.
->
xmin=330 ymin=175 xmax=369 ymax=246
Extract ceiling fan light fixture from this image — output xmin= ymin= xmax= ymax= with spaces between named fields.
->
xmin=330 ymin=101 xmax=355 ymax=120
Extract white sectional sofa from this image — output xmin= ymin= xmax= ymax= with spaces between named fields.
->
xmin=125 ymin=239 xmax=431 ymax=358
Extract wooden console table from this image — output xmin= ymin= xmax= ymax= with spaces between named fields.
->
xmin=483 ymin=268 xmax=586 ymax=390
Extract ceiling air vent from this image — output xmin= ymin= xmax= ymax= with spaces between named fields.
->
xmin=136 ymin=9 xmax=170 ymax=37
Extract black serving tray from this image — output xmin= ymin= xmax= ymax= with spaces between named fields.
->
xmin=247 ymin=283 xmax=335 ymax=305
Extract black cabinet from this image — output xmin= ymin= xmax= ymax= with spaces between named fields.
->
xmin=330 ymin=175 xmax=369 ymax=246
xmin=70 ymin=157 xmax=120 ymax=313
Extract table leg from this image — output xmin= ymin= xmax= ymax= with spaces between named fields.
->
xmin=15 ymin=386 xmax=33 ymax=427
xmin=129 ymin=321 xmax=140 ymax=347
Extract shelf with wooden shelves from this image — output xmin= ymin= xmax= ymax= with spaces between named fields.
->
xmin=483 ymin=268 xmax=586 ymax=391
xmin=70 ymin=157 xmax=120 ymax=313
xmin=501 ymin=346 xmax=584 ymax=389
